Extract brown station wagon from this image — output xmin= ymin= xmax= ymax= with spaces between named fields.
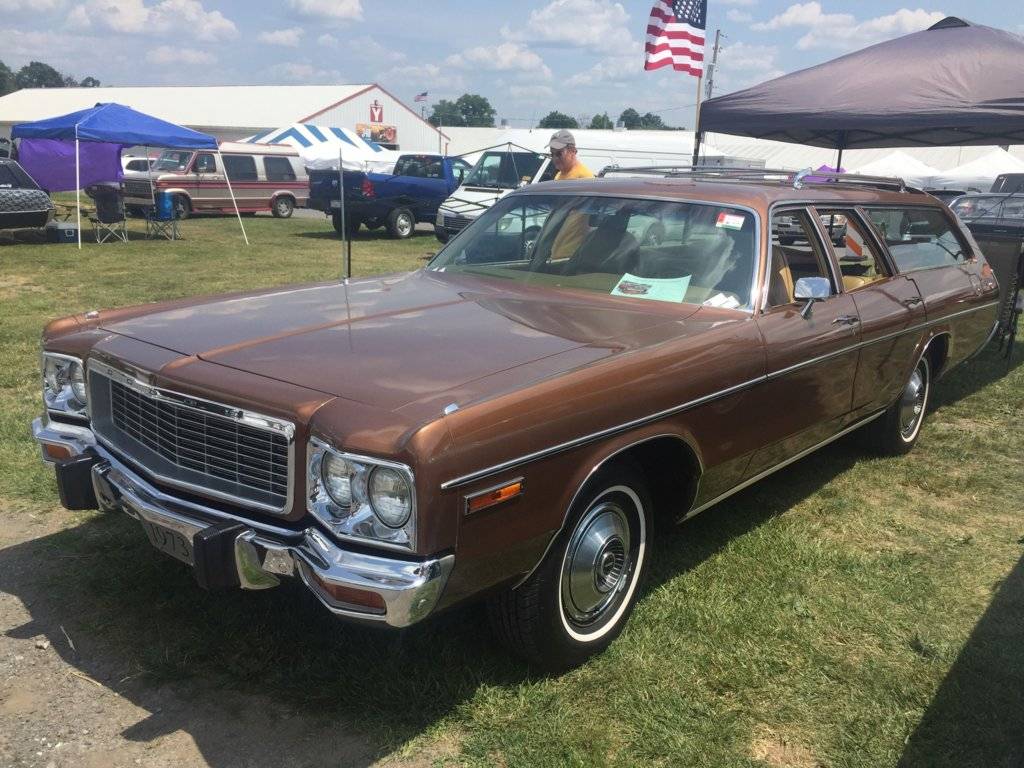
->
xmin=32 ymin=168 xmax=1000 ymax=670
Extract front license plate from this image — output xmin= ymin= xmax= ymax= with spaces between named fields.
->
xmin=140 ymin=519 xmax=194 ymax=566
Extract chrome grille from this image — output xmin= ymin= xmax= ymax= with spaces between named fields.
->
xmin=444 ymin=215 xmax=474 ymax=232
xmin=121 ymin=179 xmax=153 ymax=198
xmin=89 ymin=365 xmax=293 ymax=512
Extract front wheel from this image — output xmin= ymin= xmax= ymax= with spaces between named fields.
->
xmin=489 ymin=461 xmax=651 ymax=671
xmin=866 ymin=354 xmax=931 ymax=455
xmin=387 ymin=208 xmax=415 ymax=239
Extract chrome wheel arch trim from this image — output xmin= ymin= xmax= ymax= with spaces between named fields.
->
xmin=510 ymin=432 xmax=702 ymax=591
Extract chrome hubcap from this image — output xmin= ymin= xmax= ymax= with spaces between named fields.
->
xmin=561 ymin=501 xmax=631 ymax=626
xmin=398 ymin=216 xmax=412 ymax=235
xmin=899 ymin=364 xmax=926 ymax=439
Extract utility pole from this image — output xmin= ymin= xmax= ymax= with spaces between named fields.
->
xmin=705 ymin=29 xmax=724 ymax=101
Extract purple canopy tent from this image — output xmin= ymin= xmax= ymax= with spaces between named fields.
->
xmin=12 ymin=103 xmax=247 ymax=248
xmin=694 ymin=18 xmax=1024 ymax=169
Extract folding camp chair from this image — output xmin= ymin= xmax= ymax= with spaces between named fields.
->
xmin=87 ymin=185 xmax=128 ymax=243
xmin=145 ymin=191 xmax=178 ymax=240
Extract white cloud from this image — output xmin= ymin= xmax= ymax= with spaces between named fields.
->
xmin=505 ymin=0 xmax=635 ymax=56
xmin=349 ymin=35 xmax=406 ymax=63
xmin=287 ymin=0 xmax=362 ymax=20
xmin=0 ymin=0 xmax=62 ymax=9
xmin=446 ymin=42 xmax=551 ymax=79
xmin=69 ymin=0 xmax=237 ymax=41
xmin=752 ymin=3 xmax=945 ymax=50
xmin=382 ymin=63 xmax=465 ymax=96
xmin=258 ymin=27 xmax=302 ymax=46
xmin=727 ymin=9 xmax=753 ymax=22
xmin=509 ymin=84 xmax=554 ymax=100
xmin=271 ymin=61 xmax=343 ymax=83
xmin=565 ymin=44 xmax=642 ymax=86
xmin=317 ymin=33 xmax=337 ymax=46
xmin=719 ymin=0 xmax=758 ymax=4
xmin=147 ymin=45 xmax=214 ymax=65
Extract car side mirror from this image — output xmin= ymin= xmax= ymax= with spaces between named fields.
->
xmin=794 ymin=276 xmax=831 ymax=318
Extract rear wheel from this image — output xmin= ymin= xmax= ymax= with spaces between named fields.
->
xmin=866 ymin=354 xmax=931 ymax=455
xmin=173 ymin=195 xmax=191 ymax=220
xmin=272 ymin=196 xmax=294 ymax=218
xmin=489 ymin=461 xmax=651 ymax=671
xmin=332 ymin=211 xmax=361 ymax=236
xmin=387 ymin=208 xmax=415 ymax=239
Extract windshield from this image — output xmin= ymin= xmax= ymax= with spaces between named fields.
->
xmin=154 ymin=150 xmax=194 ymax=172
xmin=463 ymin=151 xmax=546 ymax=189
xmin=951 ymin=195 xmax=1024 ymax=221
xmin=429 ymin=194 xmax=758 ymax=309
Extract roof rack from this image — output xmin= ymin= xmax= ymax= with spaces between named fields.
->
xmin=599 ymin=165 xmax=914 ymax=193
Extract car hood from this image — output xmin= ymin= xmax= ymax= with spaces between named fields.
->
xmin=100 ymin=271 xmax=701 ymax=411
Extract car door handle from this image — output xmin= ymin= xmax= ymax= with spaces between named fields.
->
xmin=902 ymin=297 xmax=923 ymax=308
xmin=832 ymin=315 xmax=860 ymax=326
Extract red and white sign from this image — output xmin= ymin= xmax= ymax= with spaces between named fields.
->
xmin=369 ymin=100 xmax=384 ymax=123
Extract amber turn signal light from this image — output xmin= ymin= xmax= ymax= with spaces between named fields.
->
xmin=43 ymin=443 xmax=73 ymax=461
xmin=465 ymin=479 xmax=524 ymax=515
xmin=309 ymin=571 xmax=387 ymax=612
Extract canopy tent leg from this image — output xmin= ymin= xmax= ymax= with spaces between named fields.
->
xmin=216 ymin=150 xmax=248 ymax=245
xmin=75 ymin=134 xmax=82 ymax=250
xmin=836 ymin=147 xmax=845 ymax=172
xmin=691 ymin=74 xmax=704 ymax=168
xmin=338 ymin=147 xmax=351 ymax=280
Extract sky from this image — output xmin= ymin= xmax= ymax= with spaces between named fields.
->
xmin=1 ymin=0 xmax=1019 ymax=129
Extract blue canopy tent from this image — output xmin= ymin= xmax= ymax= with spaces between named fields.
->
xmin=12 ymin=103 xmax=247 ymax=247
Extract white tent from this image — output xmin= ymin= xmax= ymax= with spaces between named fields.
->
xmin=926 ymin=148 xmax=1024 ymax=192
xmin=849 ymin=150 xmax=942 ymax=188
xmin=241 ymin=123 xmax=400 ymax=173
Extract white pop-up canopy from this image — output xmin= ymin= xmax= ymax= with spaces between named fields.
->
xmin=242 ymin=123 xmax=401 ymax=173
xmin=926 ymin=148 xmax=1024 ymax=192
xmin=849 ymin=151 xmax=943 ymax=188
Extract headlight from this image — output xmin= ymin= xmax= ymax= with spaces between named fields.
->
xmin=307 ymin=438 xmax=417 ymax=551
xmin=321 ymin=452 xmax=354 ymax=508
xmin=41 ymin=353 xmax=88 ymax=417
xmin=368 ymin=467 xmax=412 ymax=528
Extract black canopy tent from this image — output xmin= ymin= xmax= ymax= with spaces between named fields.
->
xmin=694 ymin=17 xmax=1024 ymax=168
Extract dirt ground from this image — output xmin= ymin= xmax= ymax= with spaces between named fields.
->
xmin=0 ymin=511 xmax=446 ymax=768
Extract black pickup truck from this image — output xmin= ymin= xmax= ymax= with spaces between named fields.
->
xmin=308 ymin=153 xmax=471 ymax=238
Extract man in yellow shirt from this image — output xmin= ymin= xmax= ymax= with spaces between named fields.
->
xmin=547 ymin=130 xmax=594 ymax=260
xmin=548 ymin=129 xmax=593 ymax=180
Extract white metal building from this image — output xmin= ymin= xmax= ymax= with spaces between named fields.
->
xmin=0 ymin=84 xmax=447 ymax=152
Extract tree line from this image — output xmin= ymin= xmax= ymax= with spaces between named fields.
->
xmin=0 ymin=59 xmax=101 ymax=96
xmin=428 ymin=94 xmax=681 ymax=131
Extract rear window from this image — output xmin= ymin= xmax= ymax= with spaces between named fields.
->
xmin=864 ymin=206 xmax=970 ymax=272
xmin=264 ymin=156 xmax=296 ymax=181
xmin=223 ymin=155 xmax=258 ymax=182
xmin=394 ymin=155 xmax=444 ymax=179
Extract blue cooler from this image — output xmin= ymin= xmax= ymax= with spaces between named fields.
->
xmin=155 ymin=190 xmax=174 ymax=220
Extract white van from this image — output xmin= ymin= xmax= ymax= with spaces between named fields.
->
xmin=434 ymin=131 xmax=723 ymax=242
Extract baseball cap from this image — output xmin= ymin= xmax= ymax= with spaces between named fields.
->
xmin=546 ymin=129 xmax=576 ymax=150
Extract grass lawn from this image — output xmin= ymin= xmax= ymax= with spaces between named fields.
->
xmin=1 ymin=213 xmax=1022 ymax=767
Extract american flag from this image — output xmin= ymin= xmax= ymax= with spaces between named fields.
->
xmin=644 ymin=0 xmax=706 ymax=77
xmin=414 ymin=91 xmax=428 ymax=102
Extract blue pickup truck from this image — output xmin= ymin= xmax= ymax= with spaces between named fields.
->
xmin=308 ymin=153 xmax=471 ymax=238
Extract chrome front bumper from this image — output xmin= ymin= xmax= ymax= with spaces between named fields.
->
xmin=32 ymin=417 xmax=454 ymax=628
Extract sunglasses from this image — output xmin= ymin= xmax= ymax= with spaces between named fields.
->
xmin=551 ymin=147 xmax=574 ymax=159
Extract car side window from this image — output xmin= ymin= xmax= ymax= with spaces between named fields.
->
xmin=264 ymin=156 xmax=296 ymax=181
xmin=816 ymin=208 xmax=888 ymax=291
xmin=194 ymin=153 xmax=217 ymax=173
xmin=222 ymin=155 xmax=258 ymax=182
xmin=767 ymin=209 xmax=832 ymax=307
xmin=864 ymin=206 xmax=969 ymax=272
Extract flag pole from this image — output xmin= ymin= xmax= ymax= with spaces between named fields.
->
xmin=691 ymin=70 xmax=703 ymax=167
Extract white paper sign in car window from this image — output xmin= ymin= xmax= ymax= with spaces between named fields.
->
xmin=611 ymin=273 xmax=691 ymax=303
xmin=716 ymin=212 xmax=745 ymax=230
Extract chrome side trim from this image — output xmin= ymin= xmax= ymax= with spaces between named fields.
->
xmin=682 ymin=410 xmax=886 ymax=520
xmin=440 ymin=376 xmax=757 ymax=490
xmin=87 ymin=359 xmax=296 ymax=516
xmin=441 ymin=300 xmax=998 ymax=491
xmin=510 ymin=432 xmax=702 ymax=590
